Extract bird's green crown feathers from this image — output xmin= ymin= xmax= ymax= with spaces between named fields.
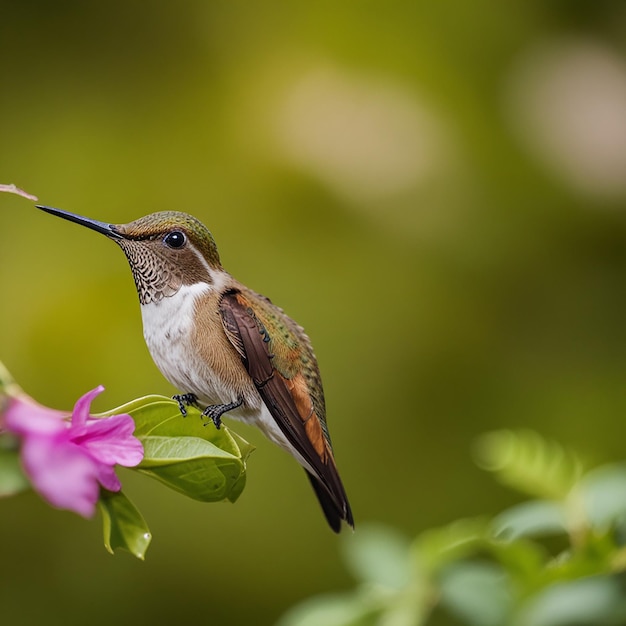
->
xmin=117 ymin=211 xmax=221 ymax=267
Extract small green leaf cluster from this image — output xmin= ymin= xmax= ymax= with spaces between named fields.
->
xmin=98 ymin=395 xmax=254 ymax=559
xmin=279 ymin=430 xmax=626 ymax=626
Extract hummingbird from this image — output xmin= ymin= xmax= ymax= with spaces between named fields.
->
xmin=36 ymin=205 xmax=354 ymax=532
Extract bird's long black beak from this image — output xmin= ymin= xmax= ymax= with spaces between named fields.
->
xmin=36 ymin=205 xmax=123 ymax=239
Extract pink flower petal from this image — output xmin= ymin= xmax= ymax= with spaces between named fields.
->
xmin=4 ymin=396 xmax=68 ymax=436
xmin=71 ymin=385 xmax=104 ymax=428
xmin=95 ymin=463 xmax=122 ymax=492
xmin=72 ymin=414 xmax=144 ymax=467
xmin=21 ymin=435 xmax=99 ymax=518
xmin=2 ymin=385 xmax=144 ymax=517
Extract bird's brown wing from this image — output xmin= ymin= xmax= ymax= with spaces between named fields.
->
xmin=219 ymin=290 xmax=353 ymax=531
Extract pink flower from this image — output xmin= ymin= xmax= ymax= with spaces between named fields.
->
xmin=1 ymin=386 xmax=144 ymax=517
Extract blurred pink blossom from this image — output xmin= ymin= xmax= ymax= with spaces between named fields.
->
xmin=1 ymin=386 xmax=143 ymax=517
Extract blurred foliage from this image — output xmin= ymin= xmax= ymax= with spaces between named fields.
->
xmin=2 ymin=1 xmax=626 ymax=624
xmin=280 ymin=430 xmax=626 ymax=626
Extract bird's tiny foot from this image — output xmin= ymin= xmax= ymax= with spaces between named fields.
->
xmin=201 ymin=397 xmax=244 ymax=430
xmin=173 ymin=393 xmax=199 ymax=417
xmin=202 ymin=405 xmax=223 ymax=429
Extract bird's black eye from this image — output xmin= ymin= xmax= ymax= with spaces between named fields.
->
xmin=164 ymin=231 xmax=186 ymax=249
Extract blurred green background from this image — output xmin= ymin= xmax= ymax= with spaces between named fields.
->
xmin=2 ymin=2 xmax=626 ymax=624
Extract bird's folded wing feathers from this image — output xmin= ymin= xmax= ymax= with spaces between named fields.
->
xmin=219 ymin=291 xmax=343 ymax=498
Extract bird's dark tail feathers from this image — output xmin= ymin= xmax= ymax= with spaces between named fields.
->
xmin=305 ymin=470 xmax=354 ymax=533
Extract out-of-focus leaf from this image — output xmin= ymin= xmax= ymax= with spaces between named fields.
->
xmin=439 ymin=561 xmax=512 ymax=626
xmin=537 ymin=531 xmax=617 ymax=587
xmin=138 ymin=435 xmax=248 ymax=502
xmin=281 ymin=525 xmax=430 ymax=626
xmin=413 ymin=517 xmax=489 ymax=575
xmin=380 ymin=600 xmax=427 ymax=626
xmin=276 ymin=592 xmax=383 ymax=626
xmin=474 ymin=430 xmax=584 ymax=500
xmin=277 ymin=586 xmax=428 ymax=626
xmin=580 ymin=464 xmax=626 ymax=528
xmin=98 ymin=489 xmax=151 ymax=560
xmin=514 ymin=575 xmax=626 ymax=626
xmin=0 ymin=444 xmax=30 ymax=496
xmin=493 ymin=500 xmax=568 ymax=539
xmin=486 ymin=537 xmax=547 ymax=587
xmin=341 ymin=523 xmax=413 ymax=589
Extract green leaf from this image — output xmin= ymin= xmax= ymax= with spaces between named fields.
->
xmin=486 ymin=537 xmax=547 ymax=588
xmin=492 ymin=500 xmax=568 ymax=540
xmin=98 ymin=489 xmax=151 ymax=560
xmin=276 ymin=592 xmax=382 ymax=626
xmin=580 ymin=464 xmax=626 ymax=529
xmin=0 ymin=442 xmax=30 ymax=496
xmin=341 ymin=523 xmax=413 ymax=589
xmin=439 ymin=561 xmax=513 ymax=626
xmin=227 ymin=428 xmax=255 ymax=463
xmin=103 ymin=395 xmax=253 ymax=503
xmin=138 ymin=435 xmax=248 ymax=502
xmin=533 ymin=530 xmax=618 ymax=587
xmin=103 ymin=395 xmax=254 ymax=458
xmin=413 ymin=517 xmax=490 ymax=575
xmin=514 ymin=575 xmax=626 ymax=626
xmin=474 ymin=430 xmax=584 ymax=500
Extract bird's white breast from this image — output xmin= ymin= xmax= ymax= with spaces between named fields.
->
xmin=140 ymin=278 xmax=256 ymax=408
xmin=140 ymin=282 xmax=211 ymax=394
